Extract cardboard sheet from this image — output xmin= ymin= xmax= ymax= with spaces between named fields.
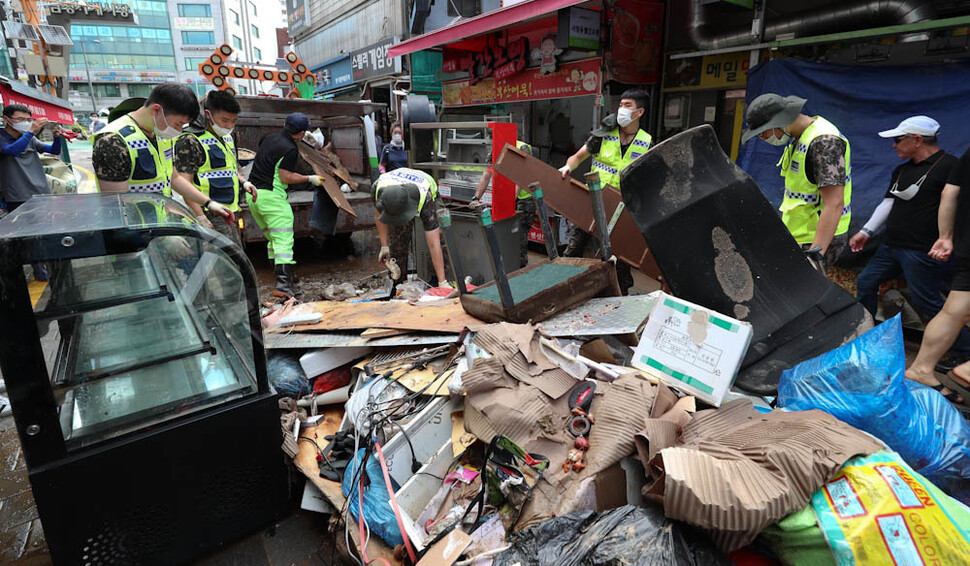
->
xmin=415 ymin=529 xmax=472 ymax=566
xmin=297 ymin=145 xmax=356 ymax=217
xmin=635 ymin=399 xmax=884 ymax=552
xmin=285 ymin=299 xmax=483 ymax=333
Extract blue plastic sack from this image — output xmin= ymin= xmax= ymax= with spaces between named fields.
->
xmin=778 ymin=315 xmax=970 ymax=504
xmin=265 ymin=351 xmax=310 ymax=398
xmin=342 ymin=448 xmax=404 ymax=548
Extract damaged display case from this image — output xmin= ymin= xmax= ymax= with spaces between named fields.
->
xmin=0 ymin=194 xmax=287 ymax=565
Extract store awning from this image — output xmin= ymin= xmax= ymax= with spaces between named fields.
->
xmin=388 ymin=0 xmax=594 ymax=58
xmin=0 ymin=78 xmax=74 ymax=124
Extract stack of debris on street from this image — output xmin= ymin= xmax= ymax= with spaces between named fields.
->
xmin=261 ymin=127 xmax=970 ymax=566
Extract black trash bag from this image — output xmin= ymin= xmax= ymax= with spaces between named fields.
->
xmin=493 ymin=505 xmax=730 ymax=566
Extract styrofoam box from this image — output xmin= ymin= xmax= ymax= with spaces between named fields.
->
xmin=632 ymin=292 xmax=753 ymax=407
xmin=299 ymin=346 xmax=372 ymax=379
xmin=395 ymin=440 xmax=455 ymax=551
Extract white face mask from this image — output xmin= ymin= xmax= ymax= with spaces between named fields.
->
xmin=153 ymin=107 xmax=181 ymax=140
xmin=763 ymin=130 xmax=791 ymax=146
xmin=207 ymin=111 xmax=233 ymax=136
xmin=12 ymin=121 xmax=31 ymax=133
xmin=392 ymin=134 xmax=403 ymax=144
xmin=617 ymin=107 xmax=639 ymax=128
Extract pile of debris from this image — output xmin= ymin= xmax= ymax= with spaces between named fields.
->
xmin=260 ymin=126 xmax=970 ymax=565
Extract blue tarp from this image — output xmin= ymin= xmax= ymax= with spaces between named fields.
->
xmin=738 ymin=58 xmax=970 ymax=235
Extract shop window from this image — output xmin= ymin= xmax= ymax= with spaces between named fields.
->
xmin=232 ymin=35 xmax=242 ymax=49
xmin=177 ymin=3 xmax=211 ymax=17
xmin=182 ymin=31 xmax=215 ymax=45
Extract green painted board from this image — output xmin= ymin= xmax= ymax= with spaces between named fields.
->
xmin=472 ymin=264 xmax=586 ymax=304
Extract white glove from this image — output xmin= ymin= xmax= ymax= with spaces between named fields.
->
xmin=438 ymin=280 xmax=454 ymax=290
xmin=379 ymin=246 xmax=391 ymax=263
xmin=307 ymin=174 xmax=323 ymax=187
xmin=206 ymin=200 xmax=235 ymax=224
xmin=340 ymin=183 xmax=352 ymax=193
xmin=195 ymin=214 xmax=214 ymax=229
xmin=558 ymin=165 xmax=572 ymax=178
xmin=243 ymin=180 xmax=257 ymax=201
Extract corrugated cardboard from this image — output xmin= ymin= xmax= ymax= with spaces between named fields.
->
xmin=635 ymin=400 xmax=883 ymax=552
xmin=582 ymin=375 xmax=658 ymax=477
xmin=633 ymin=292 xmax=753 ymax=406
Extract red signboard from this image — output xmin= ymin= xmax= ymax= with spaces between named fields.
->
xmin=0 ymin=83 xmax=74 ymax=124
xmin=442 ymin=57 xmax=601 ymax=107
xmin=605 ymin=0 xmax=663 ymax=84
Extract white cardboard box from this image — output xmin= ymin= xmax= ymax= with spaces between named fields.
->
xmin=632 ymin=292 xmax=752 ymax=406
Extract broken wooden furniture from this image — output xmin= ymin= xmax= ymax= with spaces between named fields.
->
xmin=0 ymin=194 xmax=288 ymax=564
xmin=446 ymin=177 xmax=620 ymax=324
xmin=493 ymin=144 xmax=662 ymax=280
xmin=620 ymin=125 xmax=872 ymax=394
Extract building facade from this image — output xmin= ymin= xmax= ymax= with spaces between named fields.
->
xmin=68 ymin=0 xmax=284 ymax=119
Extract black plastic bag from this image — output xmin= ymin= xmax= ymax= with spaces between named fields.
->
xmin=493 ymin=505 xmax=730 ymax=566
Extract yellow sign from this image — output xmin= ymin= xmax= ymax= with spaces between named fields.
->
xmin=665 ymin=52 xmax=750 ymax=91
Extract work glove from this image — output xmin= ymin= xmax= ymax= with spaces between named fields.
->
xmin=558 ymin=164 xmax=572 ymax=179
xmin=340 ymin=183 xmax=352 ymax=193
xmin=195 ymin=214 xmax=214 ymax=229
xmin=243 ymin=180 xmax=257 ymax=201
xmin=379 ymin=246 xmax=391 ymax=263
xmin=206 ymin=200 xmax=236 ymax=225
xmin=438 ymin=280 xmax=454 ymax=290
xmin=307 ymin=175 xmax=323 ymax=187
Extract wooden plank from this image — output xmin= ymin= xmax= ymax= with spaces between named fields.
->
xmin=293 ymin=299 xmax=484 ymax=333
xmin=361 ymin=328 xmax=408 ymax=339
xmin=493 ymin=145 xmax=662 ymax=280
xmin=298 ymin=145 xmax=357 ymax=218
xmin=294 ymin=410 xmax=401 ymax=566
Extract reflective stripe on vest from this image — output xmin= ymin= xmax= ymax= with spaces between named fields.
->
xmin=779 ymin=116 xmax=852 ymax=244
xmin=193 ymin=130 xmax=240 ymax=211
xmin=94 ymin=114 xmax=172 ymax=194
xmin=591 ymin=128 xmax=653 ymax=189
xmin=375 ymin=167 xmax=438 ymax=215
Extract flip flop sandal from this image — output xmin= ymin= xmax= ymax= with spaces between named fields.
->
xmin=929 ymin=382 xmax=964 ymax=405
xmin=939 ymin=371 xmax=970 ymax=401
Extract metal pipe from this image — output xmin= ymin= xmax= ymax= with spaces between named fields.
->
xmin=479 ymin=206 xmax=515 ymax=309
xmin=528 ymin=182 xmax=559 ymax=260
xmin=584 ymin=172 xmax=612 ymax=262
xmin=689 ymin=0 xmax=935 ymax=50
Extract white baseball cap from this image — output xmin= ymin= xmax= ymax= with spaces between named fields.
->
xmin=878 ymin=116 xmax=940 ymax=138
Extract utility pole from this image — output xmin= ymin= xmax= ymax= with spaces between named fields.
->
xmin=78 ymin=39 xmax=100 ymax=115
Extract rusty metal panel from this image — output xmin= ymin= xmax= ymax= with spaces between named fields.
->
xmin=493 ymin=145 xmax=662 ymax=280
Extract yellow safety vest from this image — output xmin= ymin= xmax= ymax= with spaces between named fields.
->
xmin=374 ymin=167 xmax=438 ymax=217
xmin=779 ymin=116 xmax=852 ymax=244
xmin=94 ymin=114 xmax=173 ymax=194
xmin=591 ymin=127 xmax=652 ymax=189
xmin=190 ymin=130 xmax=241 ymax=211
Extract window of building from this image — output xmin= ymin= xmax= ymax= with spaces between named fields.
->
xmin=253 ymin=47 xmax=261 ymax=60
xmin=232 ymin=35 xmax=242 ymax=49
xmin=75 ymin=83 xmax=122 ymax=98
xmin=185 ymin=56 xmax=207 ymax=71
xmin=250 ymin=2 xmax=256 ymax=16
xmin=128 ymin=84 xmax=154 ymax=97
xmin=239 ymin=85 xmax=248 ymax=94
xmin=182 ymin=30 xmax=215 ymax=44
xmin=177 ymin=3 xmax=211 ymax=17
xmin=250 ymin=25 xmax=259 ymax=38
xmin=230 ymin=9 xmax=239 ymax=24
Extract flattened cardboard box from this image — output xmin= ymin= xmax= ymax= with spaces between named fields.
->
xmin=633 ymin=292 xmax=752 ymax=406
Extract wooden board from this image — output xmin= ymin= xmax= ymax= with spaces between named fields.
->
xmin=493 ymin=145 xmax=662 ymax=280
xmin=292 ymin=299 xmax=484 ymax=333
xmin=294 ymin=409 xmax=401 ymax=565
xmin=361 ymin=328 xmax=408 ymax=339
xmin=298 ymin=145 xmax=357 ymax=218
xmin=323 ymin=151 xmax=359 ymax=191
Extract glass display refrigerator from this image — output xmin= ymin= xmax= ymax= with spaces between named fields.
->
xmin=0 ymin=194 xmax=287 ymax=564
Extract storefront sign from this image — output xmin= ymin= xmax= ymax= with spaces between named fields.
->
xmin=313 ymin=58 xmax=354 ymax=93
xmin=664 ymin=52 xmax=750 ymax=91
xmin=443 ymin=37 xmax=531 ymax=85
xmin=605 ymin=0 xmax=663 ymax=84
xmin=0 ymin=82 xmax=74 ymax=123
xmin=44 ymin=2 xmax=133 ymax=18
xmin=174 ymin=17 xmax=214 ymax=31
xmin=557 ymin=7 xmax=600 ymax=50
xmin=443 ymin=57 xmax=601 ymax=107
xmin=350 ymin=38 xmax=401 ymax=82
xmin=286 ymin=0 xmax=310 ymax=36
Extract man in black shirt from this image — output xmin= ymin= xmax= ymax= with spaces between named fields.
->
xmin=850 ymin=117 xmax=966 ymax=356
xmin=247 ymin=112 xmax=323 ymax=296
xmin=905 ymin=144 xmax=970 ymax=406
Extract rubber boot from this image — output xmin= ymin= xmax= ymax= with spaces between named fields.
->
xmin=274 ymin=264 xmax=296 ymax=297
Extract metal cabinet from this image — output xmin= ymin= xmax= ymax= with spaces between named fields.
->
xmin=0 ymin=193 xmax=287 ymax=565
